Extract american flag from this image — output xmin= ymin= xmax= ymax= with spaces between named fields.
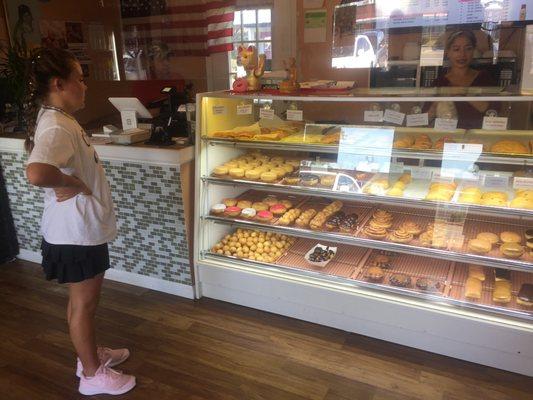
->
xmin=121 ymin=0 xmax=236 ymax=57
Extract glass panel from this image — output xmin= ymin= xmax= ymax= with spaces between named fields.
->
xmin=257 ymin=41 xmax=272 ymax=71
xmin=258 ymin=9 xmax=271 ymax=24
xmin=242 ymin=10 xmax=257 ymax=41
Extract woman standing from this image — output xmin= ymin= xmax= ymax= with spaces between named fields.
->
xmin=25 ymin=48 xmax=135 ymax=395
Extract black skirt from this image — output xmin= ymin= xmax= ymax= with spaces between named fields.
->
xmin=41 ymin=239 xmax=110 ymax=284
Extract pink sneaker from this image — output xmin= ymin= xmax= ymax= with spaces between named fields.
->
xmin=78 ymin=364 xmax=136 ymax=395
xmin=76 ymin=347 xmax=130 ymax=378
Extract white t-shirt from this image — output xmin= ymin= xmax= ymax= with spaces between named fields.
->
xmin=27 ymin=108 xmax=117 ymax=245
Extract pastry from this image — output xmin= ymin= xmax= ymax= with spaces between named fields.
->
xmin=320 ymin=175 xmax=336 ymax=187
xmin=500 ymin=231 xmax=522 ymax=244
xmin=307 ymin=246 xmax=335 ymax=263
xmin=210 ymin=203 xmax=226 ymax=215
xmin=241 ymin=208 xmax=257 ymax=219
xmin=325 ymin=212 xmax=345 ymax=231
xmin=526 ymin=229 xmax=533 ymax=240
xmin=510 ymin=197 xmax=533 ymax=210
xmin=281 ymin=164 xmax=294 ymax=174
xmin=224 ymin=206 xmax=242 ymax=217
xmin=270 ymin=167 xmax=287 ymax=179
xmin=260 ymin=171 xmax=278 ymax=183
xmin=372 ymin=254 xmax=392 ymax=269
xmin=482 ymin=191 xmax=508 ymax=201
xmin=476 ymin=232 xmax=499 ymax=246
xmin=224 ymin=160 xmax=239 ymax=168
xmin=400 ymin=222 xmax=423 ymax=236
xmin=277 ymin=208 xmax=301 ymax=226
xmin=363 ymin=225 xmax=388 ymax=239
xmin=491 ymin=140 xmax=528 ymax=154
xmin=388 ymin=229 xmax=414 ymax=243
xmin=229 ymin=167 xmax=245 ymax=178
xmin=244 ymin=169 xmax=261 ymax=180
xmin=223 ymin=198 xmax=238 ymax=207
xmin=494 ymin=268 xmax=511 ymax=282
xmin=270 ymin=204 xmax=287 ymax=216
xmin=481 ymin=197 xmax=507 ymax=207
xmin=416 ymin=278 xmax=440 ymax=291
xmin=372 ymin=209 xmax=393 ymax=221
xmin=398 ymin=173 xmax=412 ymax=184
xmin=252 ymin=202 xmax=268 ymax=211
xmin=237 ymin=200 xmax=252 ymax=209
xmin=365 ymin=266 xmax=384 ymax=282
xmin=283 ymin=173 xmax=301 ymax=185
xmin=389 ymin=273 xmax=411 ymax=287
xmin=467 ymin=264 xmax=485 ymax=281
xmin=295 ymin=209 xmax=317 ymax=228
xmin=517 ymin=284 xmax=533 ymax=307
xmin=300 ymin=174 xmax=319 ymax=186
xmin=499 ymin=242 xmax=524 ymax=258
xmin=338 ymin=214 xmax=358 ymax=233
xmin=369 ymin=219 xmax=393 ymax=229
xmin=213 ymin=166 xmax=229 ymax=176
xmin=492 ymin=280 xmax=512 ymax=304
xmin=387 ymin=187 xmax=404 ymax=197
xmin=280 ymin=200 xmax=293 ymax=209
xmin=464 ymin=277 xmax=482 ymax=299
xmin=392 ymin=181 xmax=406 ymax=190
xmin=256 ymin=210 xmax=273 ymax=223
xmin=467 ymin=238 xmax=492 ymax=254
xmin=263 ymin=196 xmax=278 ymax=207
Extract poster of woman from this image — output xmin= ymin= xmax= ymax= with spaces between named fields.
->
xmin=4 ymin=0 xmax=42 ymax=56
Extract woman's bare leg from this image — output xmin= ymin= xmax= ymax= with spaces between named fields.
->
xmin=68 ymin=273 xmax=104 ymax=377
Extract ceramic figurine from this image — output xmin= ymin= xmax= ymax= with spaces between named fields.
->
xmin=279 ymin=57 xmax=300 ymax=94
xmin=238 ymin=45 xmax=265 ymax=91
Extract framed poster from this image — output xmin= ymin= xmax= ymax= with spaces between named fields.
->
xmin=3 ymin=0 xmax=42 ymax=55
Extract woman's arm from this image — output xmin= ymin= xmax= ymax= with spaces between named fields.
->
xmin=26 ymin=163 xmax=91 ymax=202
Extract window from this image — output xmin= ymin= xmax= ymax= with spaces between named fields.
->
xmin=229 ymin=8 xmax=272 ymax=86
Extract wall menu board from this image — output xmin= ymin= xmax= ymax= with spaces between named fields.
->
xmin=369 ymin=0 xmax=533 ymax=30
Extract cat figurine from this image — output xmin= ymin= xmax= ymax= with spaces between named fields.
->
xmin=238 ymin=45 xmax=265 ymax=91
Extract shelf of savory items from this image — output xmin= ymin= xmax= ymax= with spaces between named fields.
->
xmin=201 ymin=190 xmax=533 ymax=272
xmin=201 ymin=218 xmax=533 ymax=321
xmin=202 ymin=136 xmax=533 ymax=166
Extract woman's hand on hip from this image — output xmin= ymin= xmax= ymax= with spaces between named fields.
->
xmin=54 ymin=175 xmax=92 ymax=202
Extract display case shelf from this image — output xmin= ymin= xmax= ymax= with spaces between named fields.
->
xmin=202 ymin=252 xmax=533 ymax=322
xmin=203 ymin=215 xmax=533 ymax=273
xmin=203 ymin=137 xmax=533 ymax=166
xmin=203 ymin=177 xmax=533 ymax=219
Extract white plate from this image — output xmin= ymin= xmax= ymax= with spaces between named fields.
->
xmin=305 ymin=243 xmax=337 ymax=268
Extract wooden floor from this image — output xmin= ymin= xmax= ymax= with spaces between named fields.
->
xmin=1 ymin=260 xmax=532 ymax=400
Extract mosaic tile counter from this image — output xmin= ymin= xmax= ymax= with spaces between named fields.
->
xmin=0 ymin=137 xmax=195 ymax=297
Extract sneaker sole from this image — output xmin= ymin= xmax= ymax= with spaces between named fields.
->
xmin=78 ymin=378 xmax=136 ymax=396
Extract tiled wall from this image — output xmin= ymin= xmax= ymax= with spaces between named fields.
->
xmin=0 ymin=151 xmax=192 ymax=285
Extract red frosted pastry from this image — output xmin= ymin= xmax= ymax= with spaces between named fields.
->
xmin=256 ymin=210 xmax=273 ymax=222
xmin=270 ymin=204 xmax=287 ymax=216
xmin=224 ymin=206 xmax=242 ymax=217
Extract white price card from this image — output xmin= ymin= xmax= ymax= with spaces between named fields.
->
xmin=443 ymin=142 xmax=483 ymax=155
xmin=409 ymin=167 xmax=433 ymax=180
xmin=212 ymin=105 xmax=226 ymax=115
xmin=482 ymin=116 xmax=508 ymax=130
xmin=236 ymin=104 xmax=252 ymax=115
xmin=406 ymin=113 xmax=429 ymax=127
xmin=260 ymin=108 xmax=275 ymax=120
xmin=513 ymin=177 xmax=533 ymax=190
xmin=364 ymin=110 xmax=383 ymax=123
xmin=433 ymin=171 xmax=456 ymax=182
xmin=434 ymin=118 xmax=458 ymax=131
xmin=483 ymin=175 xmax=510 ymax=189
xmin=383 ymin=109 xmax=405 ymax=125
xmin=286 ymin=109 xmax=303 ymax=121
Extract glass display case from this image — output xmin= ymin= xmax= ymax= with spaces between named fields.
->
xmin=194 ymin=90 xmax=533 ymax=374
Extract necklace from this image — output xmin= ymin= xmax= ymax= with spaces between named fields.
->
xmin=41 ymin=105 xmax=77 ymax=121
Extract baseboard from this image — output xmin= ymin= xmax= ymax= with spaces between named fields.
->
xmin=104 ymin=268 xmax=195 ymax=299
xmin=16 ymin=249 xmax=194 ymax=299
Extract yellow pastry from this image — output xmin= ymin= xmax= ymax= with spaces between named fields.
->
xmin=392 ymin=181 xmax=406 ymax=190
xmin=500 ymin=242 xmax=525 ymax=258
xmin=280 ymin=164 xmax=294 ymax=174
xmin=270 ymin=167 xmax=287 ymax=179
xmin=244 ymin=169 xmax=261 ymax=180
xmin=398 ymin=173 xmax=412 ymax=184
xmin=458 ymin=195 xmax=481 ymax=204
xmin=229 ymin=167 xmax=245 ymax=178
xmin=467 ymin=238 xmax=492 ymax=254
xmin=237 ymin=200 xmax=252 ymax=209
xmin=476 ymin=232 xmax=499 ymax=246
xmin=465 ymin=277 xmax=482 ymax=299
xmin=460 ymin=187 xmax=482 ymax=197
xmin=260 ymin=171 xmax=278 ymax=182
xmin=387 ymin=187 xmax=404 ymax=197
xmin=491 ymin=140 xmax=528 ymax=154
xmin=492 ymin=280 xmax=512 ymax=304
xmin=213 ymin=166 xmax=229 ymax=176
xmin=468 ymin=264 xmax=485 ymax=282
xmin=500 ymin=231 xmax=522 ymax=244
xmin=482 ymin=191 xmax=508 ymax=201
xmin=252 ymin=202 xmax=268 ymax=211
xmin=510 ymin=197 xmax=533 ymax=210
xmin=320 ymin=175 xmax=336 ymax=187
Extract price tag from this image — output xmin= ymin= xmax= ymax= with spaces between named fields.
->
xmin=433 ymin=171 xmax=456 ymax=182
xmin=406 ymin=113 xmax=429 ymax=127
xmin=286 ymin=109 xmax=303 ymax=121
xmin=483 ymin=175 xmax=510 ymax=189
xmin=434 ymin=118 xmax=458 ymax=131
xmin=236 ymin=104 xmax=252 ymax=115
xmin=212 ymin=105 xmax=226 ymax=115
xmin=443 ymin=142 xmax=483 ymax=155
xmin=390 ymin=162 xmax=404 ymax=174
xmin=409 ymin=167 xmax=433 ymax=180
xmin=383 ymin=109 xmax=405 ymax=125
xmin=513 ymin=177 xmax=533 ymax=190
xmin=260 ymin=108 xmax=275 ymax=120
xmin=482 ymin=116 xmax=508 ymax=130
xmin=364 ymin=110 xmax=383 ymax=123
